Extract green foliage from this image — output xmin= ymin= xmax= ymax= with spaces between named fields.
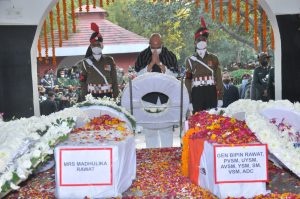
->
xmin=105 ymin=0 xmax=261 ymax=68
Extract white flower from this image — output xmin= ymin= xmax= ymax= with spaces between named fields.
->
xmin=21 ymin=160 xmax=32 ymax=169
xmin=16 ymin=167 xmax=28 ymax=180
xmin=31 ymin=149 xmax=41 ymax=158
xmin=10 ymin=182 xmax=20 ymax=190
xmin=3 ymin=171 xmax=13 ymax=181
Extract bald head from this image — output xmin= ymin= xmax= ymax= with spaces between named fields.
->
xmin=149 ymin=33 xmax=162 ymax=49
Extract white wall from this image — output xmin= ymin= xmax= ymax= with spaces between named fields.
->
xmin=0 ymin=0 xmax=55 ymax=25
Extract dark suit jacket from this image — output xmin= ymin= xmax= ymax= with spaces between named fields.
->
xmin=222 ymin=84 xmax=240 ymax=107
xmin=40 ymin=99 xmax=58 ymax=116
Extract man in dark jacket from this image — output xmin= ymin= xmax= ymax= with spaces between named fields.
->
xmin=135 ymin=33 xmax=178 ymax=75
xmin=251 ymin=52 xmax=272 ymax=101
xmin=222 ymin=72 xmax=239 ymax=107
xmin=40 ymin=91 xmax=58 ymax=116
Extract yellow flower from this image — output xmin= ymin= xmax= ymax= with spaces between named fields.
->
xmin=211 ymin=134 xmax=217 ymax=140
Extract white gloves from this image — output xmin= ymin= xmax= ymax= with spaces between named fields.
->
xmin=217 ymin=100 xmax=223 ymax=108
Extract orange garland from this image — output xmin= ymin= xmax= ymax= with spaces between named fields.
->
xmin=93 ymin=0 xmax=96 ymax=8
xmin=37 ymin=38 xmax=43 ymax=62
xmin=43 ymin=20 xmax=49 ymax=64
xmin=79 ymin=0 xmax=82 ymax=12
xmin=219 ymin=0 xmax=223 ymax=22
xmin=181 ymin=127 xmax=200 ymax=176
xmin=106 ymin=0 xmax=110 ymax=6
xmin=271 ymin=27 xmax=275 ymax=50
xmin=245 ymin=0 xmax=249 ymax=32
xmin=228 ymin=0 xmax=232 ymax=26
xmin=236 ymin=0 xmax=240 ymax=25
xmin=262 ymin=10 xmax=267 ymax=52
xmin=195 ymin=0 xmax=200 ymax=8
xmin=253 ymin=0 xmax=258 ymax=51
xmin=49 ymin=10 xmax=56 ymax=66
xmin=86 ymin=0 xmax=90 ymax=12
xmin=56 ymin=3 xmax=62 ymax=47
xmin=100 ymin=0 xmax=103 ymax=7
xmin=71 ymin=0 xmax=76 ymax=33
xmin=62 ymin=0 xmax=68 ymax=40
xmin=204 ymin=0 xmax=209 ymax=13
xmin=211 ymin=0 xmax=215 ymax=21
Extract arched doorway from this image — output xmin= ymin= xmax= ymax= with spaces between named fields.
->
xmin=0 ymin=0 xmax=299 ymax=119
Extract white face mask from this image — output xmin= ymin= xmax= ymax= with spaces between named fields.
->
xmin=151 ymin=48 xmax=162 ymax=55
xmin=196 ymin=41 xmax=207 ymax=58
xmin=92 ymin=47 xmax=102 ymax=55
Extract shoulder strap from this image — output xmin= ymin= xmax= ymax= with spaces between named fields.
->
xmin=85 ymin=58 xmax=108 ymax=85
xmin=189 ymin=55 xmax=214 ymax=75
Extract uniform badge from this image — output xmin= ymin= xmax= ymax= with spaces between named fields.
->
xmin=104 ymin=64 xmax=111 ymax=71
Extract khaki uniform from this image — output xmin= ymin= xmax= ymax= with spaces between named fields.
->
xmin=185 ymin=52 xmax=223 ymax=112
xmin=78 ymin=55 xmax=119 ymax=99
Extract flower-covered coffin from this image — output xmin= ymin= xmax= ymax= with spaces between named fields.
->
xmin=54 ymin=105 xmax=136 ymax=198
xmin=182 ymin=111 xmax=267 ymax=198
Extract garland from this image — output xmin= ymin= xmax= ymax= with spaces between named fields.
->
xmin=37 ymin=38 xmax=43 ymax=62
xmin=106 ymin=0 xmax=110 ymax=6
xmin=181 ymin=127 xmax=200 ymax=176
xmin=79 ymin=0 xmax=82 ymax=12
xmin=93 ymin=0 xmax=96 ymax=8
xmin=204 ymin=0 xmax=209 ymax=13
xmin=211 ymin=0 xmax=215 ymax=21
xmin=195 ymin=0 xmax=200 ymax=8
xmin=262 ymin=10 xmax=267 ymax=52
xmin=86 ymin=0 xmax=89 ymax=12
xmin=271 ymin=27 xmax=275 ymax=50
xmin=228 ymin=0 xmax=232 ymax=26
xmin=100 ymin=0 xmax=103 ymax=7
xmin=245 ymin=0 xmax=249 ymax=32
xmin=62 ymin=0 xmax=68 ymax=40
xmin=71 ymin=0 xmax=76 ymax=33
xmin=49 ymin=10 xmax=56 ymax=66
xmin=236 ymin=0 xmax=240 ymax=25
xmin=219 ymin=0 xmax=223 ymax=22
xmin=253 ymin=0 xmax=258 ymax=51
xmin=43 ymin=20 xmax=49 ymax=64
xmin=56 ymin=3 xmax=62 ymax=47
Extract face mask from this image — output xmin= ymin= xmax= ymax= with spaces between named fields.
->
xmin=196 ymin=41 xmax=207 ymax=50
xmin=261 ymin=60 xmax=268 ymax=67
xmin=92 ymin=47 xmax=102 ymax=55
xmin=242 ymin=79 xmax=248 ymax=85
xmin=45 ymin=74 xmax=49 ymax=78
xmin=61 ymin=75 xmax=65 ymax=78
xmin=223 ymin=79 xmax=230 ymax=84
xmin=196 ymin=41 xmax=207 ymax=58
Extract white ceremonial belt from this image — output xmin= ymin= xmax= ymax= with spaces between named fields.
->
xmin=192 ymin=76 xmax=215 ymax=87
xmin=88 ymin=84 xmax=112 ymax=94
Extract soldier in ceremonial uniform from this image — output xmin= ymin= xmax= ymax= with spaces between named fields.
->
xmin=78 ymin=22 xmax=119 ymax=99
xmin=185 ymin=17 xmax=223 ymax=113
